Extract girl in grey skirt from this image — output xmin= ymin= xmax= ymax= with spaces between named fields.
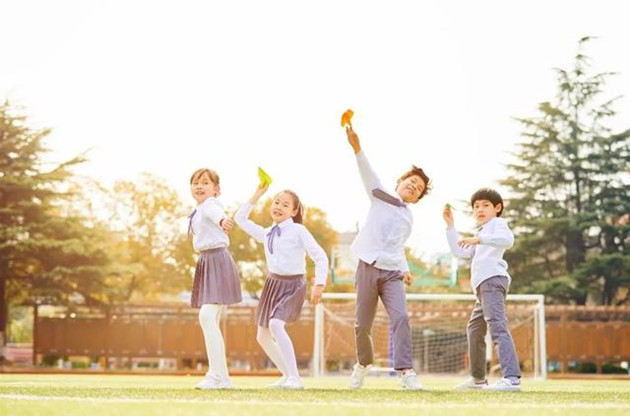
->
xmin=235 ymin=183 xmax=328 ymax=390
xmin=188 ymin=168 xmax=242 ymax=390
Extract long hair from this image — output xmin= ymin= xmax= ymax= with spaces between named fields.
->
xmin=277 ymin=189 xmax=305 ymax=224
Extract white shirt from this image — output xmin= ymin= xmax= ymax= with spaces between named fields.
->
xmin=350 ymin=151 xmax=412 ymax=273
xmin=190 ymin=197 xmax=229 ymax=252
xmin=234 ymin=202 xmax=329 ymax=286
xmin=446 ymin=217 xmax=514 ymax=293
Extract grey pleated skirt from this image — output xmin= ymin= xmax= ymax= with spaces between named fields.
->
xmin=256 ymin=273 xmax=306 ymax=328
xmin=191 ymin=247 xmax=242 ymax=308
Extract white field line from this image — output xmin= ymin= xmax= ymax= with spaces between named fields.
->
xmin=1 ymin=394 xmax=629 ymax=409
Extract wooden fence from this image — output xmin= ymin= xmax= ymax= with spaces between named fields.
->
xmin=545 ymin=305 xmax=630 ymax=373
xmin=30 ymin=303 xmax=630 ymax=374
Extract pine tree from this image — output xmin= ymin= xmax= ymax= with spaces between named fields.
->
xmin=0 ymin=102 xmax=110 ymax=356
xmin=502 ymin=38 xmax=630 ymax=304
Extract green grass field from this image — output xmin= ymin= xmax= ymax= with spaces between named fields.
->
xmin=1 ymin=374 xmax=629 ymax=416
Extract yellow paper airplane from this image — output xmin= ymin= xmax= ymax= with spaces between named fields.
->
xmin=258 ymin=167 xmax=272 ymax=188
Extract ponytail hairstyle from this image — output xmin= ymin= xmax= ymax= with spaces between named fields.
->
xmin=190 ymin=168 xmax=221 ymax=196
xmin=279 ymin=189 xmax=305 ymax=224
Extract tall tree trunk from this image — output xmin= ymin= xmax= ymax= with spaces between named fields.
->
xmin=565 ymin=229 xmax=586 ymax=273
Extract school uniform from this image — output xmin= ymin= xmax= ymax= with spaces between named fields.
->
xmin=351 ymin=150 xmax=414 ymax=371
xmin=235 ymin=202 xmax=328 ymax=327
xmin=446 ymin=217 xmax=521 ymax=379
xmin=189 ymin=197 xmax=242 ymax=308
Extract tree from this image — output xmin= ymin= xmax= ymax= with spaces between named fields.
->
xmin=502 ymin=38 xmax=630 ymax=305
xmin=0 ymin=101 xmax=108 ymax=354
xmin=95 ymin=173 xmax=195 ymax=303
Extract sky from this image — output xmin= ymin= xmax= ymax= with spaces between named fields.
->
xmin=2 ymin=0 xmax=629 ymax=258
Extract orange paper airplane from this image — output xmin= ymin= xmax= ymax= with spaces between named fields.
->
xmin=341 ymin=109 xmax=354 ymax=128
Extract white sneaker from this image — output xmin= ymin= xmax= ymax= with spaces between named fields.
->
xmin=217 ymin=379 xmax=234 ymax=389
xmin=400 ymin=369 xmax=423 ymax=390
xmin=483 ymin=378 xmax=521 ymax=392
xmin=195 ymin=374 xmax=221 ymax=390
xmin=455 ymin=377 xmax=488 ymax=391
xmin=349 ymin=363 xmax=370 ymax=389
xmin=195 ymin=374 xmax=233 ymax=390
xmin=281 ymin=376 xmax=304 ymax=390
xmin=267 ymin=376 xmax=288 ymax=388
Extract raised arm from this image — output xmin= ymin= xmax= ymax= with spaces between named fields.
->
xmin=443 ymin=206 xmax=473 ymax=258
xmin=234 ymin=185 xmax=269 ymax=242
xmin=346 ymin=127 xmax=383 ymax=198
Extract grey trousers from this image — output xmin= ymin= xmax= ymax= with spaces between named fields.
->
xmin=354 ymin=260 xmax=413 ymax=370
xmin=468 ymin=275 xmax=521 ymax=379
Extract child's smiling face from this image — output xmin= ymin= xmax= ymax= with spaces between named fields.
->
xmin=396 ymin=174 xmax=426 ymax=203
xmin=270 ymin=192 xmax=298 ymax=224
xmin=190 ymin=172 xmax=218 ymax=204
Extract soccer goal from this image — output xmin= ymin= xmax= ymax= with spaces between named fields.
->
xmin=312 ymin=293 xmax=547 ymax=379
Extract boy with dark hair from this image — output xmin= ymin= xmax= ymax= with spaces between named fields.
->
xmin=443 ymin=187 xmax=521 ymax=391
xmin=345 ymin=125 xmax=431 ymax=390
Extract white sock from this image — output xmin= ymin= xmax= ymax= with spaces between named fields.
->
xmin=256 ymin=326 xmax=289 ymax=376
xmin=268 ymin=318 xmax=299 ymax=379
xmin=198 ymin=304 xmax=228 ymax=380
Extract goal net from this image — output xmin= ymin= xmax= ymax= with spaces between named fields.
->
xmin=312 ymin=293 xmax=547 ymax=379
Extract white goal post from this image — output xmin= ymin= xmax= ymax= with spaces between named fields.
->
xmin=312 ymin=293 xmax=547 ymax=379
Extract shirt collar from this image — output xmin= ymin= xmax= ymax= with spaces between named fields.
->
xmin=388 ymin=188 xmax=409 ymax=207
xmin=273 ymin=217 xmax=294 ymax=228
xmin=477 ymin=217 xmax=498 ymax=233
xmin=198 ymin=196 xmax=221 ymax=208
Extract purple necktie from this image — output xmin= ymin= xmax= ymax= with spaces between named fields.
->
xmin=187 ymin=209 xmax=197 ymax=238
xmin=372 ymin=188 xmax=406 ymax=207
xmin=266 ymin=224 xmax=281 ymax=254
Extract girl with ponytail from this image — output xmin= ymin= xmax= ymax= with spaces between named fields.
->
xmin=235 ymin=183 xmax=328 ymax=390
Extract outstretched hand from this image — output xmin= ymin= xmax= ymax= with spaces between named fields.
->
xmin=257 ymin=183 xmax=269 ymax=194
xmin=443 ymin=206 xmax=454 ymax=228
xmin=249 ymin=183 xmax=269 ymax=204
xmin=346 ymin=126 xmax=361 ymax=154
xmin=457 ymin=237 xmax=480 ymax=248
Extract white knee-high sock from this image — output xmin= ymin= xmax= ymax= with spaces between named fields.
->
xmin=256 ymin=326 xmax=289 ymax=376
xmin=198 ymin=304 xmax=229 ymax=380
xmin=268 ymin=318 xmax=299 ymax=379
